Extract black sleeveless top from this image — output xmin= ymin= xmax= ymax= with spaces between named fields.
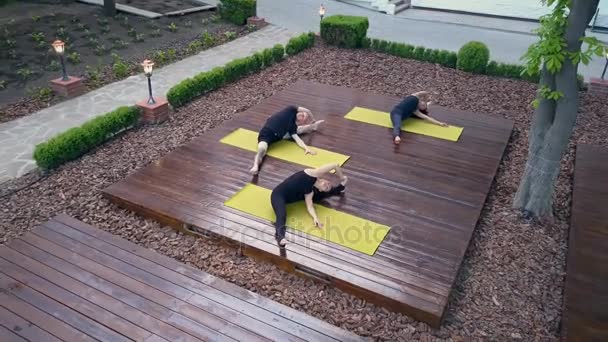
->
xmin=272 ymin=170 xmax=317 ymax=204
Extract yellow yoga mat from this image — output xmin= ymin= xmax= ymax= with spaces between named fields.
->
xmin=220 ymin=128 xmax=350 ymax=168
xmin=224 ymin=183 xmax=391 ymax=256
xmin=344 ymin=106 xmax=464 ymax=142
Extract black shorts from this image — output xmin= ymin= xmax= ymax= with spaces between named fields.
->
xmin=258 ymin=126 xmax=284 ymax=144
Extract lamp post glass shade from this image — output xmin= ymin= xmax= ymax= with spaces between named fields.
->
xmin=52 ymin=40 xmax=65 ymax=54
xmin=141 ymin=59 xmax=154 ymax=76
xmin=52 ymin=40 xmax=69 ymax=81
xmin=142 ymin=60 xmax=156 ymax=104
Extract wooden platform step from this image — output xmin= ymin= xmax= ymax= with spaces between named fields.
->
xmin=562 ymin=144 xmax=608 ymax=341
xmin=0 ymin=214 xmax=364 ymax=342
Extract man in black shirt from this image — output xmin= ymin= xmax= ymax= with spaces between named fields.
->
xmin=250 ymin=105 xmax=324 ymax=174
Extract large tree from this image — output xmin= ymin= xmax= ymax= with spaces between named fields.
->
xmin=513 ymin=0 xmax=606 ymax=219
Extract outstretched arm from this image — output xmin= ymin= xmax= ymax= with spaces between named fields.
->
xmin=413 ymin=110 xmax=448 ymax=127
xmin=291 ymin=134 xmax=316 ymax=155
xmin=411 ymin=91 xmax=430 ymax=101
xmin=308 ymin=163 xmax=341 ymax=178
xmin=304 ymin=192 xmax=322 ymax=227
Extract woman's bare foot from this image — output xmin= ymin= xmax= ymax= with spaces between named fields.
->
xmin=393 ymin=136 xmax=401 ymax=145
xmin=249 ymin=164 xmax=259 ymax=175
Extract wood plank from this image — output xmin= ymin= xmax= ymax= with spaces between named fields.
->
xmin=0 ymin=291 xmax=95 ymax=342
xmin=0 ymin=324 xmax=27 ymax=342
xmin=102 ymin=80 xmax=513 ymax=327
xmin=0 ymin=306 xmax=61 ymax=342
xmin=0 ymin=249 xmax=155 ymax=342
xmin=7 ymin=237 xmax=214 ymax=342
xmin=563 ymin=144 xmax=608 ymax=341
xmin=54 ymin=214 xmax=366 ymax=342
xmin=46 ymin=216 xmax=361 ymax=342
xmin=34 ymin=223 xmax=274 ymax=342
xmin=0 ymin=273 xmax=130 ymax=342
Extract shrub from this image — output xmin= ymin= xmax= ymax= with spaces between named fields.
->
xmin=17 ymin=68 xmax=33 ymax=80
xmin=413 ymin=46 xmax=426 ymax=60
xmin=187 ymin=40 xmax=202 ymax=53
xmin=33 ymin=106 xmax=140 ymax=170
xmin=200 ymin=31 xmax=216 ymax=47
xmin=272 ymin=44 xmax=284 ymax=63
xmin=438 ymin=50 xmax=457 ymax=68
xmin=67 ymin=52 xmax=81 ymax=64
xmin=47 ymin=60 xmax=61 ymax=71
xmin=224 ymin=31 xmax=237 ymax=40
xmin=262 ymin=48 xmax=274 ymax=66
xmin=167 ymin=22 xmax=178 ymax=32
xmin=486 ymin=61 xmax=540 ymax=83
xmin=167 ymin=48 xmax=177 ymax=61
xmin=150 ymin=29 xmax=162 ymax=37
xmin=218 ymin=0 xmax=256 ymax=25
xmin=285 ymin=32 xmax=315 ymax=56
xmin=167 ymin=44 xmax=290 ymax=108
xmin=154 ymin=50 xmax=167 ymax=65
xmin=112 ymin=61 xmax=129 ymax=78
xmin=457 ymin=41 xmax=490 ymax=74
xmin=167 ymin=67 xmax=226 ymax=108
xmin=0 ymin=80 xmax=6 ymax=90
xmin=321 ymin=15 xmax=369 ymax=48
xmin=134 ymin=33 xmax=145 ymax=43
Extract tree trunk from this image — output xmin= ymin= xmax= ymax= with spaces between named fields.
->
xmin=513 ymin=0 xmax=599 ymax=219
xmin=104 ymin=0 xmax=116 ymax=16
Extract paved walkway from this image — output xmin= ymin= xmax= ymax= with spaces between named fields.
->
xmin=259 ymin=0 xmax=608 ymax=79
xmin=0 ymin=25 xmax=295 ymax=184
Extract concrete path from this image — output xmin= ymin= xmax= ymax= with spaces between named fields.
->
xmin=0 ymin=25 xmax=295 ymax=184
xmin=258 ymin=0 xmax=608 ymax=79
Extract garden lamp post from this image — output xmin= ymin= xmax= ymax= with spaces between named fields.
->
xmin=319 ymin=4 xmax=326 ymax=23
xmin=52 ymin=40 xmax=69 ymax=81
xmin=142 ymin=59 xmax=156 ymax=105
xmin=602 ymin=52 xmax=608 ymax=80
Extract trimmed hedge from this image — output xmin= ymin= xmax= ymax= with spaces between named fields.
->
xmin=457 ymin=41 xmax=490 ymax=74
xmin=286 ymin=32 xmax=315 ymax=56
xmin=168 ymin=34 xmax=315 ymax=108
xmin=368 ymin=38 xmax=457 ymax=68
xmin=33 ymin=106 xmax=140 ymax=170
xmin=218 ymin=0 xmax=256 ymax=25
xmin=321 ymin=15 xmax=369 ymax=48
xmin=486 ymin=61 xmax=540 ymax=82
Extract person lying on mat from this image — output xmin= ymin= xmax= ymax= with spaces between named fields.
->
xmin=271 ymin=163 xmax=348 ymax=247
xmin=250 ymin=105 xmax=324 ymax=175
xmin=390 ymin=91 xmax=449 ymax=145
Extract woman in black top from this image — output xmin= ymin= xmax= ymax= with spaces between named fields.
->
xmin=250 ymin=105 xmax=325 ymax=175
xmin=390 ymin=91 xmax=448 ymax=145
xmin=271 ymin=163 xmax=347 ymax=247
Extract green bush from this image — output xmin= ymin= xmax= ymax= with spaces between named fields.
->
xmin=262 ymin=48 xmax=274 ymax=66
xmin=272 ymin=44 xmax=284 ymax=63
xmin=321 ymin=15 xmax=369 ymax=48
xmin=166 ymin=44 xmax=293 ymax=108
xmin=33 ymin=106 xmax=140 ymax=170
xmin=457 ymin=41 xmax=490 ymax=74
xmin=218 ymin=0 xmax=256 ymax=25
xmin=285 ymin=32 xmax=315 ymax=56
xmin=112 ymin=61 xmax=129 ymax=78
xmin=485 ymin=61 xmax=540 ymax=82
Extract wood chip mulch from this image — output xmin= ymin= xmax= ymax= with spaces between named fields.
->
xmin=2 ymin=44 xmax=607 ymax=341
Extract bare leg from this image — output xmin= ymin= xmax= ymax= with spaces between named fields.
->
xmin=249 ymin=141 xmax=268 ymax=175
xmin=297 ymin=120 xmax=325 ymax=135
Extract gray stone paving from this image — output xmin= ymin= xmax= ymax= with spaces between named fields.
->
xmin=0 ymin=25 xmax=295 ymax=184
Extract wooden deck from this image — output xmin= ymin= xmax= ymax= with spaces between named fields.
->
xmin=0 ymin=214 xmax=364 ymax=342
xmin=563 ymin=144 xmax=608 ymax=341
xmin=103 ymin=80 xmax=514 ymax=327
